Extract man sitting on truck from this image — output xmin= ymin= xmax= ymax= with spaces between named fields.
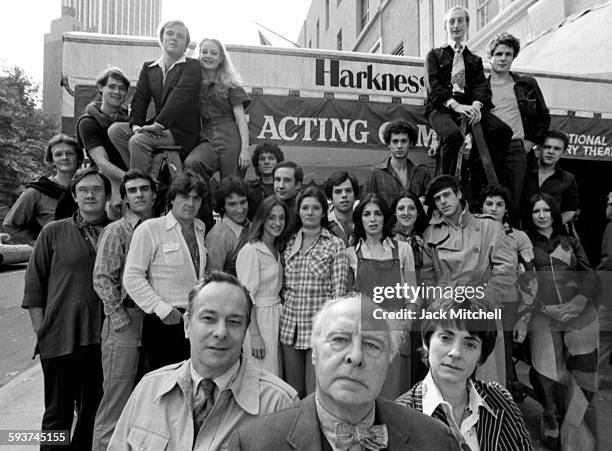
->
xmin=77 ymin=67 xmax=130 ymax=219
xmin=425 ymin=6 xmax=511 ymax=186
xmin=487 ymin=32 xmax=550 ymax=224
xmin=107 ymin=20 xmax=201 ymax=175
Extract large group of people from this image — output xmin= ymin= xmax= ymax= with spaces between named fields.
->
xmin=4 ymin=6 xmax=611 ymax=451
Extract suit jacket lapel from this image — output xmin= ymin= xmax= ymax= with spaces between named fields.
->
xmin=161 ymin=63 xmax=183 ymax=105
xmin=375 ymin=399 xmax=411 ymax=449
xmin=148 ymin=66 xmax=163 ymax=108
xmin=476 ymin=403 xmax=504 ymax=451
xmin=286 ymin=395 xmax=325 ymax=451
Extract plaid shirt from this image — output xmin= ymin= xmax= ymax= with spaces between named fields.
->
xmin=280 ymin=228 xmax=349 ymax=349
xmin=364 ymin=157 xmax=431 ymax=207
xmin=93 ymin=209 xmax=141 ymax=331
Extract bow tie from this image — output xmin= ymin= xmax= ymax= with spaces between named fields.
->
xmin=332 ymin=423 xmax=388 ymax=450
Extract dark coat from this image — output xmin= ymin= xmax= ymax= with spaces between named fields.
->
xmin=129 ymin=57 xmax=202 ymax=151
xmin=228 ymin=394 xmax=459 ymax=450
xmin=425 ymin=45 xmax=493 ymax=117
xmin=396 ymin=379 xmax=533 ymax=451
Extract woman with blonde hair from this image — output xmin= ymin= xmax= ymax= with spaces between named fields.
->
xmin=184 ymin=38 xmax=251 ymax=186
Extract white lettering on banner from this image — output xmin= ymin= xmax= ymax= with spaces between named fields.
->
xmin=583 ymin=146 xmax=612 ymax=157
xmin=568 ymin=134 xmax=608 ymax=146
xmin=350 ymin=120 xmax=369 ymax=144
xmin=278 ymin=116 xmax=299 ymax=140
xmin=329 ymin=119 xmax=350 ymax=142
xmin=256 ymin=115 xmax=433 ymax=147
xmin=298 ymin=117 xmax=318 ymax=141
xmin=259 ymin=115 xmax=281 ymax=140
xmin=378 ymin=122 xmax=438 ymax=147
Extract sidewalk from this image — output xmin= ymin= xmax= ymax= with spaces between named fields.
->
xmin=0 ymin=362 xmax=43 ymax=450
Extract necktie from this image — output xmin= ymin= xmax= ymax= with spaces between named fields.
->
xmin=332 ymin=423 xmax=389 ymax=450
xmin=193 ymin=378 xmax=215 ymax=432
xmin=451 ymin=44 xmax=465 ymax=92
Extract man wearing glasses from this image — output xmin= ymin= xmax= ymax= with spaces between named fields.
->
xmin=23 ymin=168 xmax=111 ymax=451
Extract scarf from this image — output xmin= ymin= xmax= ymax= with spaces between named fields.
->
xmin=73 ymin=210 xmax=109 ymax=254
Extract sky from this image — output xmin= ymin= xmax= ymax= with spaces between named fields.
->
xmin=0 ymin=0 xmax=312 ymax=83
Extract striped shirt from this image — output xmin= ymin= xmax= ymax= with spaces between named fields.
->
xmin=93 ymin=209 xmax=141 ymax=330
xmin=280 ymin=227 xmax=349 ymax=349
xmin=395 ymin=376 xmax=533 ymax=451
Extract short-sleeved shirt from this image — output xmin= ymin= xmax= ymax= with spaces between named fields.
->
xmin=199 ymin=82 xmax=250 ymax=124
xmin=78 ymin=115 xmax=128 ymax=171
xmin=22 ymin=218 xmax=102 ymax=359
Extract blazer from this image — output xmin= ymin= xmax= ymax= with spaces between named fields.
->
xmin=424 ymin=45 xmax=493 ymax=117
xmin=228 ymin=394 xmax=460 ymax=450
xmin=396 ymin=379 xmax=533 ymax=451
xmin=129 ymin=57 xmax=202 ymax=151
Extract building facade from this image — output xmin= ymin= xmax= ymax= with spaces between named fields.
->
xmin=44 ymin=0 xmax=161 ymax=124
xmin=298 ymin=0 xmax=607 ymax=57
xmin=61 ymin=0 xmax=161 ymax=37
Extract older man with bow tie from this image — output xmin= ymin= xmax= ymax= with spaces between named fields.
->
xmin=229 ymin=294 xmax=459 ymax=450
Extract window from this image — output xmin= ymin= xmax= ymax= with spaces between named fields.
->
xmin=445 ymin=0 xmax=468 ymax=9
xmin=336 ymin=29 xmax=343 ymax=50
xmin=477 ymin=0 xmax=499 ymax=29
xmin=316 ymin=20 xmax=320 ymax=47
xmin=337 ymin=0 xmax=342 ymax=6
xmin=392 ymin=42 xmax=404 ymax=56
xmin=358 ymin=0 xmax=369 ymax=32
xmin=325 ymin=0 xmax=330 ymax=30
xmin=309 ymin=39 xmax=312 ymax=48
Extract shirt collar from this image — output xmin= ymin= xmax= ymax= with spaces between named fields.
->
xmin=422 ymin=372 xmax=496 ymax=418
xmin=222 ymin=216 xmax=249 ymax=238
xmin=159 ymin=357 xmax=261 ymax=415
xmin=165 ymin=211 xmax=205 ymax=232
xmin=429 ymin=204 xmax=471 ymax=228
xmin=124 ymin=209 xmax=142 ymax=228
xmin=149 ymin=55 xmax=187 ymax=72
xmin=354 ymin=236 xmax=395 ymax=253
xmin=447 ymin=40 xmax=467 ymax=51
xmin=385 ymin=156 xmax=415 ymax=173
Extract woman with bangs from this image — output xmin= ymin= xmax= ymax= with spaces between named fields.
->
xmin=184 ymin=38 xmax=251 ymax=185
xmin=396 ymin=298 xmax=532 ymax=451
xmin=236 ymin=196 xmax=290 ymax=376
xmin=280 ymin=186 xmax=349 ymax=398
xmin=526 ymin=193 xmax=599 ymax=449
xmin=390 ymin=190 xmax=431 ymax=386
xmin=348 ymin=192 xmax=419 ymax=397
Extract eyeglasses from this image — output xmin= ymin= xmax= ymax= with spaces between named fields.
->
xmin=76 ymin=186 xmax=104 ymax=196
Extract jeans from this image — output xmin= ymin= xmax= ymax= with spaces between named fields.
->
xmin=92 ymin=308 xmax=143 ymax=451
xmin=503 ymin=139 xmax=528 ymax=226
xmin=107 ymin=122 xmax=176 ymax=173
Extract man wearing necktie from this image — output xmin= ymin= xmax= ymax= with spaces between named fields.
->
xmin=109 ymin=271 xmax=298 ymax=450
xmin=229 ymin=294 xmax=459 ymax=450
xmin=425 ymin=6 xmax=512 ymax=199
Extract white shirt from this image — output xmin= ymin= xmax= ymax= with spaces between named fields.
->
xmin=422 ymin=372 xmax=494 ymax=451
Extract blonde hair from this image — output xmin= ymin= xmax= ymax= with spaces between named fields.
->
xmin=198 ymin=38 xmax=243 ymax=87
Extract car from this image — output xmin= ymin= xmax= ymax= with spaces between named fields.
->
xmin=0 ymin=233 xmax=33 ymax=266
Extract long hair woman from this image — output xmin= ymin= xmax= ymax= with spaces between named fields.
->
xmin=349 ymin=192 xmax=419 ymax=397
xmin=525 ymin=193 xmax=599 ymax=449
xmin=280 ymin=186 xmax=349 ymax=397
xmin=236 ymin=196 xmax=290 ymax=376
xmin=184 ymin=38 xmax=251 ymax=185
